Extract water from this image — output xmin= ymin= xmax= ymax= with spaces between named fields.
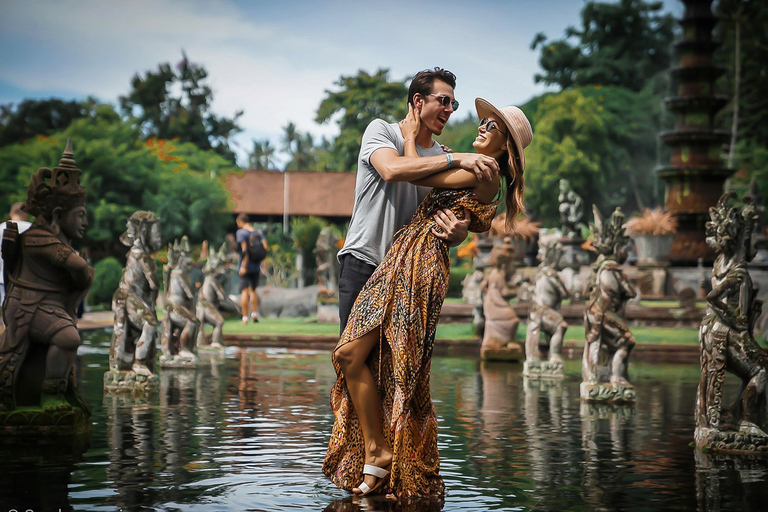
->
xmin=1 ymin=330 xmax=766 ymax=511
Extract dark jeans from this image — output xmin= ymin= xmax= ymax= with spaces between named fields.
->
xmin=338 ymin=253 xmax=376 ymax=335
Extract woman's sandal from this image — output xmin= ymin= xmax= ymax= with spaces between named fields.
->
xmin=354 ymin=463 xmax=391 ymax=496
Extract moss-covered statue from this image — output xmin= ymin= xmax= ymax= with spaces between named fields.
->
xmin=581 ymin=206 xmax=637 ymax=403
xmin=196 ymin=242 xmax=237 ymax=350
xmin=105 ymin=211 xmax=162 ymax=393
xmin=695 ymin=193 xmax=768 ymax=453
xmin=160 ymin=236 xmax=199 ymax=367
xmin=0 ymin=139 xmax=92 ymax=434
xmin=524 ymin=240 xmax=569 ymax=378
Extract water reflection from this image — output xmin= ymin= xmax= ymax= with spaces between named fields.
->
xmin=694 ymin=450 xmax=768 ymax=512
xmin=8 ymin=330 xmax=763 ymax=511
xmin=105 ymin=395 xmax=156 ymax=508
xmin=580 ymin=402 xmax=634 ymax=510
xmin=0 ymin=435 xmax=89 ymax=511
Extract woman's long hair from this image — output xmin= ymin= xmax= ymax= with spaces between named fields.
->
xmin=499 ymin=133 xmax=525 ymax=232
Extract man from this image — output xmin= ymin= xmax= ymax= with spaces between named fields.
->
xmin=235 ymin=213 xmax=268 ymax=324
xmin=0 ymin=203 xmax=32 ymax=310
xmin=337 ymin=67 xmax=500 ymax=332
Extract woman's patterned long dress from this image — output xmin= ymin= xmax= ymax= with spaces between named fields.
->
xmin=323 ymin=187 xmax=498 ymax=499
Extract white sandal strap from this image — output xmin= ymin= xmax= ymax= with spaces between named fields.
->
xmin=357 ymin=482 xmax=372 ymax=494
xmin=363 ymin=464 xmax=390 ymax=478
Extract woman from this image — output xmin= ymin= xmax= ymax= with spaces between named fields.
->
xmin=323 ymin=98 xmax=532 ymax=499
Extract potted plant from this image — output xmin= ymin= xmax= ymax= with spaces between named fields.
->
xmin=625 ymin=207 xmax=678 ymax=264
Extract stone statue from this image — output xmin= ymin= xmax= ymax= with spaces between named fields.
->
xmin=314 ymin=226 xmax=340 ymax=291
xmin=695 ymin=192 xmax=768 ymax=453
xmin=524 ymin=240 xmax=569 ymax=378
xmin=160 ymin=236 xmax=200 ymax=367
xmin=480 ymin=239 xmax=522 ymax=361
xmin=105 ymin=211 xmax=162 ymax=393
xmin=581 ymin=206 xmax=636 ymax=403
xmin=196 ymin=242 xmax=238 ymax=349
xmin=558 ymin=179 xmax=584 ymax=239
xmin=0 ymin=139 xmax=92 ymax=434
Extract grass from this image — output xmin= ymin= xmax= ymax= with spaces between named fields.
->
xmin=223 ymin=316 xmax=701 ymax=345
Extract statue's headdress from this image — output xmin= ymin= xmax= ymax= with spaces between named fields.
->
xmin=706 ymin=192 xmax=759 ymax=262
xmin=120 ymin=211 xmax=161 ymax=247
xmin=167 ymin=236 xmax=191 ymax=269
xmin=590 ymin=206 xmax=629 ymax=257
xmin=24 ymin=138 xmax=87 ymax=219
xmin=203 ymin=242 xmax=227 ymax=274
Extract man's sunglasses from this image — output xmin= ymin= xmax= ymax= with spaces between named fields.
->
xmin=428 ymin=94 xmax=459 ymax=111
xmin=479 ymin=118 xmax=506 ymax=135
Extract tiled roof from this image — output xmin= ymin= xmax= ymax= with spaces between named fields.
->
xmin=225 ymin=169 xmax=357 ymax=217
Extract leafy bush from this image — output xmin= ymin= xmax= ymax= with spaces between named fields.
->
xmin=448 ymin=266 xmax=473 ymax=298
xmin=89 ymin=257 xmax=123 ymax=307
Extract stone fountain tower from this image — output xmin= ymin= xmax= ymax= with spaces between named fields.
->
xmin=658 ymin=0 xmax=732 ymax=263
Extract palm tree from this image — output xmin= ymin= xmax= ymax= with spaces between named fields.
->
xmin=248 ymin=138 xmax=275 ymax=170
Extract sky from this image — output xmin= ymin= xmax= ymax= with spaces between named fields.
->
xmin=0 ymin=0 xmax=683 ymax=167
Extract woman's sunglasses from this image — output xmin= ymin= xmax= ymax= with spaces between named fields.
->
xmin=427 ymin=94 xmax=459 ymax=111
xmin=479 ymin=118 xmax=506 ymax=135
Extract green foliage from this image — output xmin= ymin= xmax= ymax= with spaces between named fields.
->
xmin=531 ymin=0 xmax=675 ymax=92
xmin=291 ymin=215 xmax=329 ymax=284
xmin=0 ymin=103 xmax=237 ymax=257
xmin=448 ymin=266 xmax=473 ymax=297
xmin=522 ymin=85 xmax=661 ymax=226
xmin=716 ymin=0 xmax=768 ymax=191
xmin=0 ymin=97 xmax=101 ymax=148
xmin=315 ymin=69 xmax=408 ymax=171
xmin=119 ymin=52 xmax=243 ymax=163
xmin=89 ymin=257 xmax=123 ymax=306
xmin=282 ymin=123 xmax=320 ymax=170
xmin=248 ymin=138 xmax=276 ymax=170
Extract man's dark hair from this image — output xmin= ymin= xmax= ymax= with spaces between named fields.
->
xmin=408 ymin=67 xmax=457 ymax=106
xmin=236 ymin=212 xmax=249 ymax=224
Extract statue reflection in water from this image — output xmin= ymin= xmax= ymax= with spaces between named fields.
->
xmin=105 ymin=394 xmax=157 ymax=508
xmin=579 ymin=402 xmax=635 ymax=509
xmin=522 ymin=376 xmax=579 ymax=499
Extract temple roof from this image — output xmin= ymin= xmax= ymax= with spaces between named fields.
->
xmin=225 ymin=169 xmax=357 ymax=218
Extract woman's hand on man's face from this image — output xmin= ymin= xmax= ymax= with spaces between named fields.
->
xmin=399 ymin=104 xmax=421 ymax=140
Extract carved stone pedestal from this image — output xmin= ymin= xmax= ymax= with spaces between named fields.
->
xmin=523 ymin=359 xmax=564 ymax=379
xmin=580 ymin=382 xmax=636 ymax=403
xmin=694 ymin=424 xmax=768 ymax=455
xmin=159 ymin=353 xmax=199 ymax=369
xmin=480 ymin=342 xmax=523 ymax=362
xmin=103 ymin=370 xmax=159 ymax=395
xmin=0 ymin=403 xmax=91 ymax=436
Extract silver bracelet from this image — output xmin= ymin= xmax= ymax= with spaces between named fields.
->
xmin=446 ymin=153 xmax=454 ymax=168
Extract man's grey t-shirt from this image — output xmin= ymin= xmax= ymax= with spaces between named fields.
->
xmin=338 ymin=119 xmax=444 ymax=267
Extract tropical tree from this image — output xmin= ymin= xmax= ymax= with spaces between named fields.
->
xmin=315 ymin=69 xmax=408 ymax=171
xmin=522 ymin=85 xmax=660 ymax=225
xmin=716 ymin=0 xmax=768 ymax=197
xmin=248 ymin=138 xmax=276 ymax=170
xmin=0 ymin=103 xmax=237 ymax=257
xmin=282 ymin=123 xmax=318 ymax=170
xmin=531 ymin=0 xmax=675 ymax=91
xmin=0 ymin=97 xmax=101 ymax=148
xmin=119 ymin=52 xmax=243 ymax=163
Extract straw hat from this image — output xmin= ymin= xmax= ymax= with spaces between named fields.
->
xmin=475 ymin=98 xmax=533 ymax=171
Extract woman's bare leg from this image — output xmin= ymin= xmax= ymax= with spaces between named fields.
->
xmin=334 ymin=327 xmax=393 ymax=493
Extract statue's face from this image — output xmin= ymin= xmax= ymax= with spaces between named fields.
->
xmin=60 ymin=206 xmax=88 ymax=240
xmin=149 ymin=223 xmax=163 ymax=251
